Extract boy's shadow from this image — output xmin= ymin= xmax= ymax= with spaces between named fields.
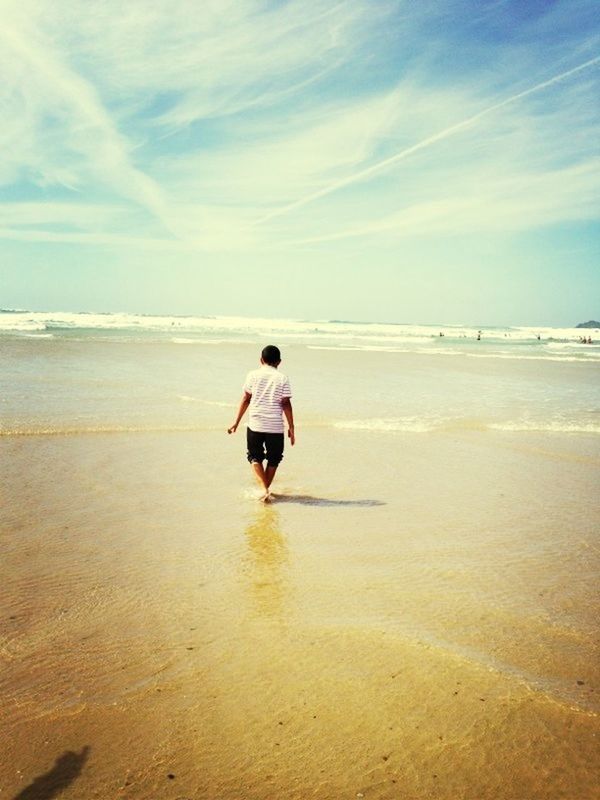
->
xmin=271 ymin=495 xmax=384 ymax=507
xmin=13 ymin=746 xmax=90 ymax=800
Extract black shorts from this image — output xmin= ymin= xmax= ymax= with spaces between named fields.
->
xmin=246 ymin=428 xmax=284 ymax=467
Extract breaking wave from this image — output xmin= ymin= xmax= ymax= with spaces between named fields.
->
xmin=332 ymin=417 xmax=600 ymax=435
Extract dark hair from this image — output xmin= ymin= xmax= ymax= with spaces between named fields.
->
xmin=261 ymin=345 xmax=281 ymax=366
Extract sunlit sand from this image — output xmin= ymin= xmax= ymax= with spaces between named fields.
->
xmin=1 ymin=332 xmax=598 ymax=798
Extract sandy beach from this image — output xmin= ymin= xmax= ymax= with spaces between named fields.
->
xmin=1 ymin=323 xmax=599 ymax=798
xmin=2 ymin=421 xmax=599 ymax=799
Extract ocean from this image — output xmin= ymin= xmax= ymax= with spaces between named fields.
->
xmin=1 ymin=309 xmax=599 ymax=436
xmin=1 ymin=309 xmax=599 ymax=799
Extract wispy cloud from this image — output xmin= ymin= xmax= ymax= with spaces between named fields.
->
xmin=0 ymin=4 xmax=178 ymax=234
xmin=251 ymin=55 xmax=600 ymax=227
xmin=0 ymin=201 xmax=124 ymax=230
xmin=0 ymin=0 xmax=598 ymax=261
xmin=280 ymin=159 xmax=600 ymax=247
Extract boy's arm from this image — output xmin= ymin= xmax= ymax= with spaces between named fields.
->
xmin=282 ymin=397 xmax=295 ymax=445
xmin=228 ymin=392 xmax=251 ymax=434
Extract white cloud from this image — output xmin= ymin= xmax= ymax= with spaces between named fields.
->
xmin=0 ymin=202 xmax=123 ymax=229
xmin=22 ymin=0 xmax=378 ymax=126
xmin=0 ymin=5 xmax=178 ymax=234
xmin=282 ymin=158 xmax=600 ymax=246
xmin=251 ymin=55 xmax=600 ymax=226
xmin=0 ymin=0 xmax=597 ymax=258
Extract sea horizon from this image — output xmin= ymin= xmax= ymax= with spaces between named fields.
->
xmin=1 ymin=306 xmax=598 ymax=337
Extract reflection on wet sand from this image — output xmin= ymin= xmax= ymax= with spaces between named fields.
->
xmin=244 ymin=506 xmax=289 ymax=619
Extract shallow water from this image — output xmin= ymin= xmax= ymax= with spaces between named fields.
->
xmin=1 ymin=331 xmax=599 ymax=799
xmin=1 ymin=329 xmax=599 ymax=436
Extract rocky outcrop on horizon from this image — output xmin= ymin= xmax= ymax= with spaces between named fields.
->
xmin=576 ymin=320 xmax=600 ymax=328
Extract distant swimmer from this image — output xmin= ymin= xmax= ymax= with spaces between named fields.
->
xmin=228 ymin=345 xmax=295 ymax=502
xmin=477 ymin=330 xmax=481 ymax=341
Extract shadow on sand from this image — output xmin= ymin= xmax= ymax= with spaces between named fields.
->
xmin=271 ymin=494 xmax=385 ymax=507
xmin=13 ymin=746 xmax=90 ymax=800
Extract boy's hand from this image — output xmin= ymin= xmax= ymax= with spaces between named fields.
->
xmin=229 ymin=393 xmax=251 ymax=435
xmin=288 ymin=427 xmax=295 ymax=446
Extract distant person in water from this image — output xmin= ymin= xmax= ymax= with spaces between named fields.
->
xmin=228 ymin=345 xmax=295 ymax=501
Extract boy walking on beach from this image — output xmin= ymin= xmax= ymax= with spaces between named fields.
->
xmin=227 ymin=345 xmax=295 ymax=501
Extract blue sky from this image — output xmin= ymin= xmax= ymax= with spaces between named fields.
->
xmin=1 ymin=0 xmax=598 ymax=325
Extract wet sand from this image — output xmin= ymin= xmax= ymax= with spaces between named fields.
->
xmin=1 ymin=427 xmax=599 ymax=799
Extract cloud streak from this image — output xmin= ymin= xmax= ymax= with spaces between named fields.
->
xmin=0 ymin=12 xmax=178 ymax=236
xmin=282 ymin=159 xmax=600 ymax=246
xmin=251 ymin=54 xmax=600 ymax=227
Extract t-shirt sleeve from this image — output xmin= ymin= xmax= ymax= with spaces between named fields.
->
xmin=243 ymin=372 xmax=254 ymax=394
xmin=281 ymin=376 xmax=292 ymax=398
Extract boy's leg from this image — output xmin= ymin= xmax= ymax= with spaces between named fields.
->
xmin=251 ymin=461 xmax=269 ymax=491
xmin=247 ymin=429 xmax=269 ymax=493
xmin=264 ymin=433 xmax=284 ymax=491
xmin=264 ymin=465 xmax=277 ymax=488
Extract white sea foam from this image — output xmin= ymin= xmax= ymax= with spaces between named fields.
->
xmin=2 ymin=311 xmax=598 ymax=369
xmin=171 ymin=337 xmax=232 ymax=344
xmin=0 ymin=316 xmax=45 ymax=331
xmin=308 ymin=345 xmax=414 ymax=353
xmin=490 ymin=421 xmax=600 ymax=434
xmin=546 ymin=341 xmax=598 ymax=350
xmin=310 ymin=345 xmax=598 ymax=362
xmin=515 ymin=325 xmax=599 ymax=340
xmin=417 ymin=347 xmax=464 ymax=356
xmin=466 ymin=352 xmax=600 ymax=363
xmin=333 ymin=416 xmax=600 ymax=435
xmin=177 ymin=395 xmax=234 ymax=408
xmin=19 ymin=332 xmax=55 ymax=339
xmin=0 ymin=309 xmax=588 ymax=341
xmin=0 ymin=424 xmax=222 ymax=436
xmin=334 ymin=417 xmax=439 ymax=433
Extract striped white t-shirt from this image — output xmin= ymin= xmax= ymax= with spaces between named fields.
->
xmin=244 ymin=365 xmax=292 ymax=434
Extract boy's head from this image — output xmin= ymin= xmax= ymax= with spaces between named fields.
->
xmin=261 ymin=344 xmax=281 ymax=366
